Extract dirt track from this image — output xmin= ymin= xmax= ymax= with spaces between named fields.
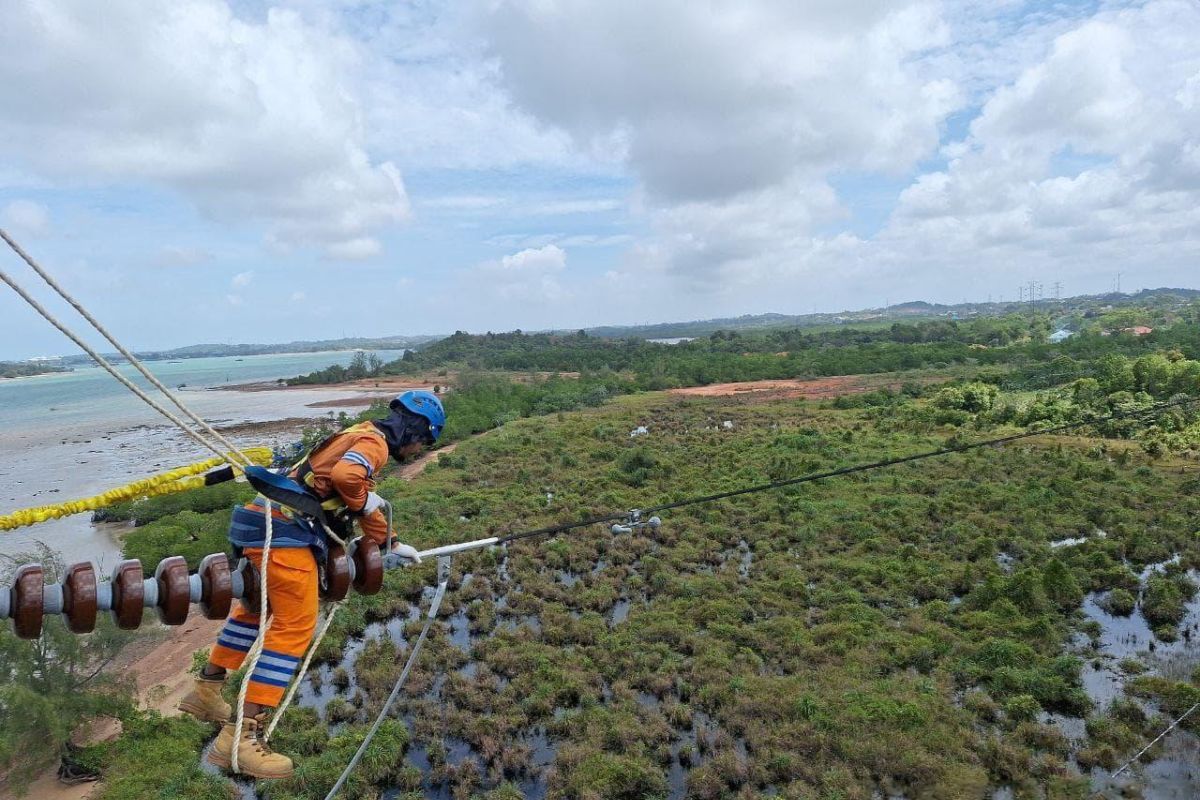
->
xmin=668 ymin=375 xmax=892 ymax=401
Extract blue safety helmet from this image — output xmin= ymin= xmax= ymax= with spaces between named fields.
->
xmin=390 ymin=390 xmax=446 ymax=442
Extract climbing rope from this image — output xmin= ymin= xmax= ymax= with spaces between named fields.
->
xmin=0 ymin=261 xmax=242 ymax=465
xmin=230 ymin=498 xmax=275 ymax=774
xmin=0 ymin=228 xmax=254 ymax=467
xmin=0 ymin=448 xmax=273 ymax=531
xmin=324 ymin=558 xmax=449 ymax=800
xmin=265 ymin=600 xmax=341 ymax=741
xmin=0 ymin=230 xmax=254 ymax=467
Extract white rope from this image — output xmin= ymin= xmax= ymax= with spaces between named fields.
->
xmin=324 ymin=566 xmax=448 ymax=800
xmin=319 ymin=521 xmax=349 ymax=550
xmin=265 ymin=601 xmax=342 ymax=741
xmin=0 ymin=264 xmax=237 ymax=465
xmin=230 ymin=498 xmax=275 ymax=774
xmin=1102 ymin=701 xmax=1200 ymax=788
xmin=0 ymin=228 xmax=252 ymax=467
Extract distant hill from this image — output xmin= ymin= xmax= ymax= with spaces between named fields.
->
xmin=561 ymin=288 xmax=1200 ymax=340
xmin=50 ymin=335 xmax=441 ymax=367
xmin=13 ymin=286 xmax=1197 ymax=368
xmin=567 ymin=305 xmax=955 ymax=340
xmin=1128 ymin=287 xmax=1200 ymax=300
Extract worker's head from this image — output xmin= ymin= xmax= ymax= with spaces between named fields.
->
xmin=378 ymin=390 xmax=446 ymax=461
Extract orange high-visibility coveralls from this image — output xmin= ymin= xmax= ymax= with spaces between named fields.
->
xmin=209 ymin=422 xmax=391 ymax=706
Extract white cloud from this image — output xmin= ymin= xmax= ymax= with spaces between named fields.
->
xmin=231 ymin=271 xmax=253 ymax=288
xmin=481 ymin=1 xmax=958 ymax=203
xmin=476 ymin=0 xmax=961 ymax=287
xmin=418 ymin=195 xmax=624 ymax=219
xmin=484 ymin=232 xmax=633 ymax=250
xmin=0 ymin=1 xmax=408 ymax=254
xmin=6 ymin=0 xmax=1200 ymax=355
xmin=419 ymin=195 xmax=505 ymax=210
xmin=969 ymin=20 xmax=1142 ymax=159
xmin=0 ymin=199 xmax=50 ymax=237
xmin=155 ymin=245 xmax=210 ymax=268
xmin=494 ymin=244 xmax=566 ymax=274
xmin=529 ymin=198 xmax=622 ymax=215
xmin=324 ymin=236 xmax=383 ymax=261
xmin=557 ymin=233 xmax=633 ymax=248
xmin=879 ymin=0 xmax=1200 ymax=291
xmin=289 ymin=290 xmax=306 ymax=303
xmin=464 ymin=244 xmax=570 ymax=314
xmin=469 ymin=0 xmax=1200 ymax=304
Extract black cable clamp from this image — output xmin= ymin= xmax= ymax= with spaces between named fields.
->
xmin=610 ymin=509 xmax=662 ymax=535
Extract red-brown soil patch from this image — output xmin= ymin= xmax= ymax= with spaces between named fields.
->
xmin=668 ymin=375 xmax=890 ymax=402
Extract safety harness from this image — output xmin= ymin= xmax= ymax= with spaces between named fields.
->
xmin=292 ymin=421 xmax=382 ymax=512
xmin=234 ymin=423 xmax=389 ymax=580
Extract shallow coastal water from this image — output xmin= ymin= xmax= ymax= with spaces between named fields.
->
xmin=0 ymin=351 xmax=402 ymax=565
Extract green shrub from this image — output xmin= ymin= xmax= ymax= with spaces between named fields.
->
xmin=1102 ymin=588 xmax=1136 ymax=616
xmin=1142 ymin=573 xmax=1196 ymax=629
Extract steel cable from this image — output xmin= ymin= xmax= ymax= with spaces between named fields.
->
xmin=640 ymin=395 xmax=1200 ymax=516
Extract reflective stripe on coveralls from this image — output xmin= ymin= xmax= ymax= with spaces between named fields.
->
xmin=209 ymin=546 xmax=319 ymax=707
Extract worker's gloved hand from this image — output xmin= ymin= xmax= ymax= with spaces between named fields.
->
xmin=361 ymin=491 xmax=385 ymax=514
xmin=391 ymin=542 xmax=422 ymax=564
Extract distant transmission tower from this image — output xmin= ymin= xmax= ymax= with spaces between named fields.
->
xmin=1053 ymin=281 xmax=1062 ymax=301
xmin=1024 ymin=280 xmax=1039 ymax=306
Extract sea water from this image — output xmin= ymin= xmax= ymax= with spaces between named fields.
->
xmin=0 ymin=350 xmax=404 ymax=566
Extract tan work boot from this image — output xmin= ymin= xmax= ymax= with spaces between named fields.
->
xmin=178 ymin=675 xmax=232 ymax=723
xmin=207 ymin=713 xmax=294 ymax=779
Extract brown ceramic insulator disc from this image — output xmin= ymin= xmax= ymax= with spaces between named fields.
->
xmin=320 ymin=544 xmax=351 ymax=601
xmin=351 ymin=538 xmax=383 ymax=596
xmin=199 ymin=553 xmax=232 ymax=620
xmin=63 ymin=562 xmax=98 ymax=634
xmin=11 ymin=563 xmax=44 ymax=640
xmin=110 ymin=560 xmax=144 ymax=630
xmin=155 ymin=556 xmax=191 ymax=626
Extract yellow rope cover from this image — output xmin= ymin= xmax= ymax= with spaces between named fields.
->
xmin=0 ymin=447 xmax=274 ymax=531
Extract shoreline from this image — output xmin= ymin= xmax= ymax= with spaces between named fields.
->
xmin=0 ymin=389 xmax=375 ymax=565
xmin=223 ymin=376 xmax=438 ymax=393
xmin=223 ymin=369 xmax=581 ymax=398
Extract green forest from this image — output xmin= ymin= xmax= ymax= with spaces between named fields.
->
xmin=290 ymin=300 xmax=1200 ymax=394
xmin=0 ymin=360 xmax=68 ymax=379
xmin=3 ymin=301 xmax=1200 ymax=799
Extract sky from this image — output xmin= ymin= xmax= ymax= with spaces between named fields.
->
xmin=1 ymin=0 xmax=1198 ymax=359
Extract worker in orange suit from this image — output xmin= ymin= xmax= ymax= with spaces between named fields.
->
xmin=178 ymin=390 xmax=445 ymax=779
